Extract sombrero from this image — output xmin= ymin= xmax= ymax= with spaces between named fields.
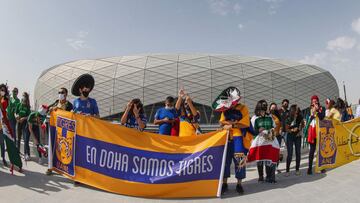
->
xmin=212 ymin=87 xmax=241 ymax=112
xmin=71 ymin=74 xmax=95 ymax=96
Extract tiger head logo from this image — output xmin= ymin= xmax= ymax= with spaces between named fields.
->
xmin=55 ymin=117 xmax=76 ymax=165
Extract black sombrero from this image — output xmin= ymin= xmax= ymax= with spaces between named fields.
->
xmin=71 ymin=74 xmax=95 ymax=96
xmin=211 ymin=86 xmax=241 ymax=112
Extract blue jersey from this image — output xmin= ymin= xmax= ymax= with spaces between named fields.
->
xmin=73 ymin=97 xmax=99 ymax=116
xmin=154 ymin=107 xmax=178 ymax=135
xmin=124 ymin=114 xmax=147 ymax=131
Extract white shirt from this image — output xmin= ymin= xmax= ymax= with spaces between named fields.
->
xmin=356 ymin=105 xmax=360 ymax=118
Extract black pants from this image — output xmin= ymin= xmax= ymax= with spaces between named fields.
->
xmin=257 ymin=162 xmax=276 ymax=181
xmin=286 ymin=134 xmax=301 ymax=172
xmin=308 ymin=139 xmax=316 ymax=172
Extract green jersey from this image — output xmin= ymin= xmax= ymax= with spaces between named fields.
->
xmin=27 ymin=112 xmax=46 ymax=126
xmin=7 ymin=96 xmax=20 ymax=120
xmin=15 ymin=103 xmax=31 ymax=118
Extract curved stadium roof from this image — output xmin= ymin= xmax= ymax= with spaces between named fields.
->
xmin=35 ymin=54 xmax=339 ymax=121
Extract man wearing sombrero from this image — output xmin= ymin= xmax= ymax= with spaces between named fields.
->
xmin=72 ymin=74 xmax=99 ymax=117
xmin=213 ymin=87 xmax=253 ymax=195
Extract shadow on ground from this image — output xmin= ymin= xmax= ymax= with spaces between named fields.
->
xmin=0 ymin=162 xmax=72 ymax=195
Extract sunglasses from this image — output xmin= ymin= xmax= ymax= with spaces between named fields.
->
xmin=58 ymin=91 xmax=65 ymax=94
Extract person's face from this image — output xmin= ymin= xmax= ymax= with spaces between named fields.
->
xmin=290 ymin=108 xmax=296 ymax=116
xmin=80 ymin=87 xmax=90 ymax=97
xmin=0 ymin=88 xmax=6 ymax=97
xmin=58 ymin=89 xmax=67 ymax=99
xmin=282 ymin=102 xmax=288 ymax=109
xmin=12 ymin=89 xmax=18 ymax=97
xmin=312 ymin=99 xmax=319 ymax=106
xmin=325 ymin=102 xmax=330 ymax=109
xmin=22 ymin=94 xmax=27 ymax=103
xmin=165 ymin=101 xmax=174 ymax=108
xmin=270 ymin=104 xmax=277 ymax=112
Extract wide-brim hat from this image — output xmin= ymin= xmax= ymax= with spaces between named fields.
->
xmin=212 ymin=86 xmax=241 ymax=112
xmin=71 ymin=74 xmax=95 ymax=96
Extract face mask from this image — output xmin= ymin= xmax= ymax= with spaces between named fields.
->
xmin=82 ymin=91 xmax=90 ymax=98
xmin=59 ymin=94 xmax=65 ymax=101
xmin=0 ymin=91 xmax=5 ymax=97
xmin=38 ymin=106 xmax=48 ymax=116
xmin=165 ymin=106 xmax=174 ymax=110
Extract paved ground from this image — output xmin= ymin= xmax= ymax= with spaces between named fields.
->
xmin=1 ymin=148 xmax=360 ymax=203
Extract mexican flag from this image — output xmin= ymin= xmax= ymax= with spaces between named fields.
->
xmin=247 ymin=131 xmax=280 ymax=164
xmin=0 ymin=110 xmax=22 ymax=170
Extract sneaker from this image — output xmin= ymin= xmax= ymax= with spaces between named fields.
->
xmin=295 ymin=171 xmax=301 ymax=176
xmin=236 ymin=184 xmax=244 ymax=195
xmin=284 ymin=172 xmax=290 ymax=177
xmin=258 ymin=176 xmax=264 ymax=182
xmin=25 ymin=155 xmax=31 ymax=161
xmin=221 ymin=183 xmax=228 ymax=195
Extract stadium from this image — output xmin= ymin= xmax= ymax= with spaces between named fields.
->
xmin=34 ymin=54 xmax=339 ymax=124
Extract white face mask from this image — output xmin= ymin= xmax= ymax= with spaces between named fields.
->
xmin=165 ymin=106 xmax=174 ymax=110
xmin=59 ymin=94 xmax=65 ymax=101
xmin=38 ymin=106 xmax=47 ymax=116
xmin=0 ymin=91 xmax=5 ymax=97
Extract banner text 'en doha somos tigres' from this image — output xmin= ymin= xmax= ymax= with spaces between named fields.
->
xmin=316 ymin=117 xmax=360 ymax=173
xmin=49 ymin=110 xmax=228 ymax=198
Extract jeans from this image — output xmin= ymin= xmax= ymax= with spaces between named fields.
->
xmin=308 ymin=139 xmax=316 ymax=172
xmin=286 ymin=134 xmax=301 ymax=172
xmin=0 ymin=131 xmax=6 ymax=160
xmin=17 ymin=121 xmax=30 ymax=156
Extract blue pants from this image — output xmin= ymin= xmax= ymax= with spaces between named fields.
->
xmin=224 ymin=140 xmax=246 ymax=180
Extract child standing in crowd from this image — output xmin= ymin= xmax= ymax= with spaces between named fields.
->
xmin=175 ymin=89 xmax=201 ymax=137
xmin=121 ymin=98 xmax=147 ymax=131
xmin=285 ymin=105 xmax=303 ymax=176
xmin=154 ymin=96 xmax=178 ymax=136
xmin=15 ymin=92 xmax=31 ymax=160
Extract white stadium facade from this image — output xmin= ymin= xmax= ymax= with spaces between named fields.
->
xmin=35 ymin=54 xmax=339 ymax=124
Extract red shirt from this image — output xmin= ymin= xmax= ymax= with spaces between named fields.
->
xmin=1 ymin=98 xmax=8 ymax=118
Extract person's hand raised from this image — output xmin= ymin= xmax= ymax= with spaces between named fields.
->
xmin=126 ymin=101 xmax=133 ymax=110
xmin=133 ymin=105 xmax=140 ymax=117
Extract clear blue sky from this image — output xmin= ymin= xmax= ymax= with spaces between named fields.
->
xmin=0 ymin=0 xmax=359 ymax=104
